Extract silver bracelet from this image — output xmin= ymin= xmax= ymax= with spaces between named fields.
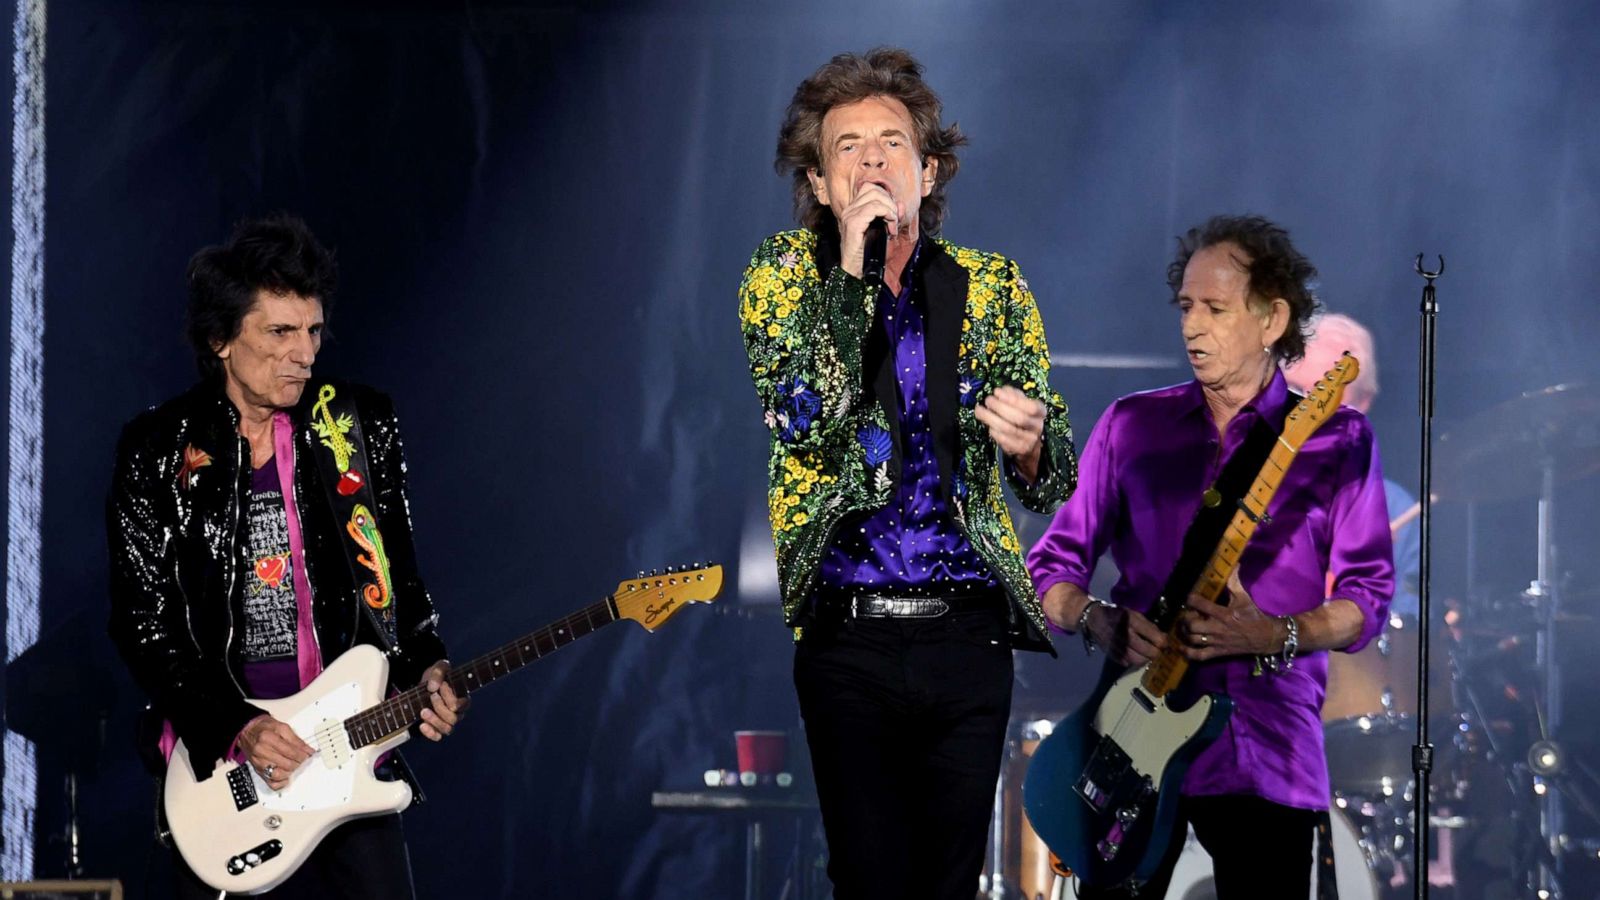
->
xmin=1255 ymin=614 xmax=1299 ymax=675
xmin=1076 ymin=595 xmax=1116 ymax=656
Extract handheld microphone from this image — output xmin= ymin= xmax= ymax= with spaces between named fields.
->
xmin=862 ymin=217 xmax=888 ymax=286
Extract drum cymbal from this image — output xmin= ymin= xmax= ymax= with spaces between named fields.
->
xmin=1436 ymin=383 xmax=1600 ymax=502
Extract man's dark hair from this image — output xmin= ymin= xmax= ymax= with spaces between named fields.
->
xmin=775 ymin=47 xmax=967 ymax=236
xmin=185 ymin=213 xmax=337 ymax=380
xmin=1166 ymin=214 xmax=1320 ymax=364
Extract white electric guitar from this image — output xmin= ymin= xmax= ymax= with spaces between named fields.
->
xmin=163 ymin=564 xmax=722 ymax=895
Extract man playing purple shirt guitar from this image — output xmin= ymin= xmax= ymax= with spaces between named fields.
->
xmin=1024 ymin=215 xmax=1396 ymax=898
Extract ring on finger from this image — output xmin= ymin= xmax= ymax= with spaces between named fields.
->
xmin=264 ymin=763 xmax=276 ymax=779
xmin=1198 ymin=633 xmax=1209 ymax=646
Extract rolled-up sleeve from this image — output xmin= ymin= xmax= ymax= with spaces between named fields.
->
xmin=1026 ymin=402 xmax=1120 ymax=601
xmin=1327 ymin=418 xmax=1397 ymax=653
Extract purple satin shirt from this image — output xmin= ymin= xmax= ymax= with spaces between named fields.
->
xmin=1026 ymin=371 xmax=1395 ymax=809
xmin=819 ymin=241 xmax=994 ymax=592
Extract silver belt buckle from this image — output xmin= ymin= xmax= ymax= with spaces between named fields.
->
xmin=852 ymin=596 xmax=951 ymax=619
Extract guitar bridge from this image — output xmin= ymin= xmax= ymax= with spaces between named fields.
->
xmin=1074 ymin=737 xmax=1156 ymax=862
xmin=1074 ymin=736 xmax=1134 ymax=814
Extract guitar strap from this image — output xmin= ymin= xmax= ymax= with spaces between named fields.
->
xmin=306 ymin=385 xmax=429 ymax=809
xmin=1148 ymin=399 xmax=1292 ymax=631
xmin=307 ymin=384 xmax=399 ymax=652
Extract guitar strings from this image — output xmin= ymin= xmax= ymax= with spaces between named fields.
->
xmin=319 ymin=595 xmax=631 ymax=752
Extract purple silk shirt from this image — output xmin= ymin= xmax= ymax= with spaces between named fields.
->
xmin=1026 ymin=371 xmax=1395 ymax=809
xmin=819 ymin=240 xmax=994 ymax=593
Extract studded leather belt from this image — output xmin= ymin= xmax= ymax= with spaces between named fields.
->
xmin=852 ymin=595 xmax=952 ymax=619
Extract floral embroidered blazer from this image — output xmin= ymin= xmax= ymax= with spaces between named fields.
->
xmin=739 ymin=228 xmax=1077 ymax=647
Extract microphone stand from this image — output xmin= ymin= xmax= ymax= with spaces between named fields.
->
xmin=1412 ymin=254 xmax=1442 ymax=900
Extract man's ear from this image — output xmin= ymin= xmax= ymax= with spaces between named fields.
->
xmin=807 ymin=167 xmax=829 ymax=206
xmin=1262 ymin=298 xmax=1291 ymax=348
xmin=920 ymin=156 xmax=938 ymax=197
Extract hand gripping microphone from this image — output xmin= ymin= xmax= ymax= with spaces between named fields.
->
xmin=862 ymin=217 xmax=888 ymax=286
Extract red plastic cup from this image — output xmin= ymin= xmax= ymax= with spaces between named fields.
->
xmin=734 ymin=730 xmax=786 ymax=776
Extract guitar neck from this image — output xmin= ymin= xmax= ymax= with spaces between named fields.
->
xmin=1142 ymin=435 xmax=1299 ymax=697
xmin=344 ymin=595 xmax=620 ymax=749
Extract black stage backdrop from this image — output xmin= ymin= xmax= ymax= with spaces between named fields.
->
xmin=13 ymin=1 xmax=1600 ymax=897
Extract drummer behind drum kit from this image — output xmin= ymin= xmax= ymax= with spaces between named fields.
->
xmin=982 ymin=383 xmax=1600 ymax=900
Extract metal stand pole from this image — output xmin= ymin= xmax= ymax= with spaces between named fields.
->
xmin=65 ymin=773 xmax=81 ymax=878
xmin=1412 ymin=254 xmax=1443 ymax=900
xmin=746 ymin=818 xmax=764 ymax=900
xmin=1531 ymin=458 xmax=1565 ymax=898
xmin=985 ymin=759 xmax=1007 ymax=899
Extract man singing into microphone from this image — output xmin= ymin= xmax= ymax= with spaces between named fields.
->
xmin=738 ymin=48 xmax=1076 ymax=898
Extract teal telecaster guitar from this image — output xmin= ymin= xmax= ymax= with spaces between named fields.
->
xmin=1023 ymin=357 xmax=1356 ymax=892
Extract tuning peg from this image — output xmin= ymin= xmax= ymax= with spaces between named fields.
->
xmin=666 ymin=565 xmax=677 ymax=573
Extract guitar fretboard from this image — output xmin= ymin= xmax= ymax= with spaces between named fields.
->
xmin=343 ymin=596 xmax=620 ymax=749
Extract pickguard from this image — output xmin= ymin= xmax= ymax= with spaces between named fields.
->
xmin=256 ymin=680 xmax=362 ymax=812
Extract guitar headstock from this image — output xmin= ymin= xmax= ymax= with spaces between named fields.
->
xmin=1283 ymin=352 xmax=1359 ymax=449
xmin=613 ymin=563 xmax=723 ymax=632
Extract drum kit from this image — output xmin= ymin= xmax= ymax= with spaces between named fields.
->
xmin=985 ymin=383 xmax=1600 ymax=900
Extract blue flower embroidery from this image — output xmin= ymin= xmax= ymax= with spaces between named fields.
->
xmin=959 ymin=376 xmax=985 ymax=408
xmin=953 ymin=454 xmax=970 ymax=501
xmin=774 ymin=376 xmax=822 ymax=443
xmin=857 ymin=425 xmax=892 ymax=468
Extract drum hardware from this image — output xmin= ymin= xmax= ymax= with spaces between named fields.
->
xmin=985 ymin=715 xmax=1062 ymax=900
xmin=1429 ymin=376 xmax=1600 ymax=900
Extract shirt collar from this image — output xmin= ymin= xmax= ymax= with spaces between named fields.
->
xmin=1183 ymin=367 xmax=1292 ymax=427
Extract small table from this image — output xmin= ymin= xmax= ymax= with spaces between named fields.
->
xmin=651 ymin=789 xmax=819 ymax=900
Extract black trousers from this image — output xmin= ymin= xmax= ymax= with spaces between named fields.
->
xmin=173 ymin=812 xmax=415 ymax=900
xmin=1074 ymin=794 xmax=1318 ymax=900
xmin=793 ymin=605 xmax=1014 ymax=900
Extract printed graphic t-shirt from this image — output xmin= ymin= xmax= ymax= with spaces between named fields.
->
xmin=241 ymin=461 xmax=300 ymax=700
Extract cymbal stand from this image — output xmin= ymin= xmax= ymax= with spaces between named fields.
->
xmin=1526 ymin=453 xmax=1565 ymax=898
xmin=1412 ymin=254 xmax=1442 ymax=900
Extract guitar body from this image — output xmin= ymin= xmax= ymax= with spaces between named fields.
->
xmin=164 ymin=646 xmax=412 ymax=895
xmin=1023 ymin=665 xmax=1231 ymax=891
xmin=162 ymin=563 xmax=723 ymax=895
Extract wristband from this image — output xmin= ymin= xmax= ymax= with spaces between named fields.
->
xmin=1076 ymin=595 xmax=1116 ymax=656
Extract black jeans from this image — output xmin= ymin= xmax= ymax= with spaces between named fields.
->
xmin=1074 ymin=794 xmax=1318 ymax=899
xmin=794 ymin=604 xmax=1014 ymax=900
xmin=173 ymin=812 xmax=415 ymax=900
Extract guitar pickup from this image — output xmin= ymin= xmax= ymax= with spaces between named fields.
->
xmin=225 ymin=839 xmax=283 ymax=876
xmin=227 ymin=765 xmax=258 ymax=811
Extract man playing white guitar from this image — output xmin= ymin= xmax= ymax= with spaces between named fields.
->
xmin=108 ymin=214 xmax=464 ymax=899
xmin=1025 ymin=215 xmax=1396 ymax=898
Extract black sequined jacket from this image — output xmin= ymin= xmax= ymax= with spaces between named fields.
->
xmin=107 ymin=378 xmax=446 ymax=780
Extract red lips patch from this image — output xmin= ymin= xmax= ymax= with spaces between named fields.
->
xmin=337 ymin=469 xmax=365 ymax=497
xmin=255 ymin=554 xmax=289 ymax=589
